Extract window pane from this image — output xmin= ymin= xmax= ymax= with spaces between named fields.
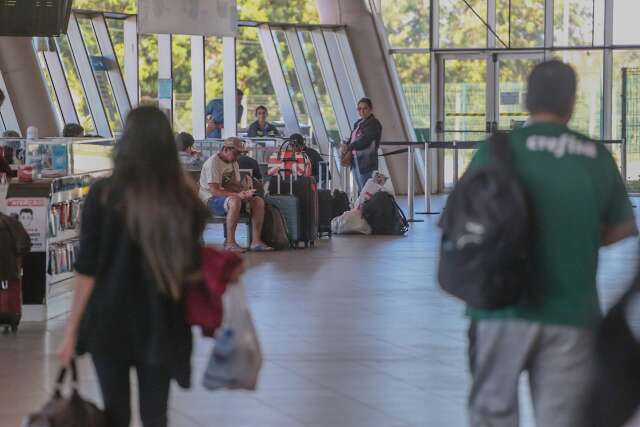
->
xmin=613 ymin=51 xmax=640 ymax=188
xmin=497 ymin=0 xmax=544 ymax=48
xmin=106 ymin=18 xmax=125 ymax=76
xmin=443 ymin=59 xmax=486 ymax=189
xmin=204 ymin=36 xmax=223 ymax=132
xmin=613 ymin=0 xmax=640 ymax=45
xmin=172 ymin=35 xmax=192 ymax=133
xmin=498 ymin=56 xmax=541 ymax=130
xmin=299 ymin=31 xmax=340 ymax=144
xmin=237 ymin=0 xmax=319 ymax=23
xmin=139 ymin=34 xmax=159 ymax=107
xmin=554 ymin=50 xmax=603 ymax=138
xmin=554 ymin=0 xmax=604 ymax=47
xmin=34 ymin=51 xmax=64 ymax=133
xmin=56 ymin=35 xmax=96 ymax=134
xmin=72 ymin=0 xmax=136 ymax=13
xmin=394 ymin=53 xmax=430 ymax=139
xmin=381 ymin=0 xmax=429 ymax=49
xmin=273 ymin=30 xmax=310 ymax=133
xmin=237 ymin=27 xmax=279 ymax=130
xmin=78 ymin=18 xmax=123 ymax=133
xmin=439 ymin=0 xmax=487 ymax=48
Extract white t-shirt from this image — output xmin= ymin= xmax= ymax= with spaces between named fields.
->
xmin=198 ymin=153 xmax=241 ymax=202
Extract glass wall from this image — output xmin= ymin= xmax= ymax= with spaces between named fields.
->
xmin=381 ymin=0 xmax=429 ymax=49
xmin=139 ymin=34 xmax=159 ymax=107
xmin=496 ymin=0 xmax=544 ymax=48
xmin=553 ymin=50 xmax=603 ymax=138
xmin=172 ymin=35 xmax=192 ymax=133
xmin=77 ymin=18 xmax=123 ymax=133
xmin=273 ymin=30 xmax=310 ymax=134
xmin=299 ymin=31 xmax=340 ymax=144
xmin=554 ymin=0 xmax=604 ymax=46
xmin=237 ymin=27 xmax=279 ymax=129
xmin=394 ymin=53 xmax=430 ymax=139
xmin=439 ymin=0 xmax=487 ymax=48
xmin=57 ymin=35 xmax=96 ymax=134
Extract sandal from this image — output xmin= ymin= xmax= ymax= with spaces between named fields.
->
xmin=224 ymin=243 xmax=247 ymax=253
xmin=250 ymin=244 xmax=275 ymax=252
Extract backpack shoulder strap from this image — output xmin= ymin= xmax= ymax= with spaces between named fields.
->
xmin=490 ymin=130 xmax=513 ymax=165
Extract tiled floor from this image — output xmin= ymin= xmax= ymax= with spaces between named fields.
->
xmin=1 ymin=197 xmax=638 ymax=427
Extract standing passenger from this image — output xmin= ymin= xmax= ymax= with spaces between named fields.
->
xmin=341 ymin=97 xmax=382 ymax=193
xmin=247 ymin=105 xmax=280 ymax=138
xmin=57 ymin=106 xmax=210 ymax=427
xmin=465 ymin=60 xmax=637 ymax=427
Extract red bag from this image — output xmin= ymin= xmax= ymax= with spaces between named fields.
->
xmin=267 ymin=140 xmax=312 ymax=177
xmin=184 ymin=246 xmax=242 ymax=337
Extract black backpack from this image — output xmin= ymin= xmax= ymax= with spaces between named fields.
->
xmin=361 ymin=192 xmax=409 ymax=235
xmin=438 ymin=131 xmax=532 ymax=309
xmin=587 ymin=259 xmax=640 ymax=427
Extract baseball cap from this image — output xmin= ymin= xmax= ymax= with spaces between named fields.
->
xmin=223 ymin=137 xmax=248 ymax=153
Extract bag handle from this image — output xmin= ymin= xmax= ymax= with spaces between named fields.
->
xmin=54 ymin=359 xmax=79 ymax=398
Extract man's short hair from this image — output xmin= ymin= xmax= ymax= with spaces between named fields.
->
xmin=62 ymin=123 xmax=84 ymax=138
xmin=526 ymin=60 xmax=577 ymax=118
xmin=19 ymin=208 xmax=33 ymax=216
xmin=0 ymin=88 xmax=4 ymax=106
xmin=255 ymin=105 xmax=268 ymax=115
xmin=2 ymin=130 xmax=19 ymax=138
xmin=236 ymin=88 xmax=244 ymax=97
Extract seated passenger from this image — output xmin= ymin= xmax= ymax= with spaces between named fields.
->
xmin=199 ymin=137 xmax=273 ymax=253
xmin=176 ymin=132 xmax=203 ymax=168
xmin=237 ymin=154 xmax=262 ymax=181
xmin=62 ymin=123 xmax=84 ymax=138
xmin=247 ymin=106 xmax=280 ymax=138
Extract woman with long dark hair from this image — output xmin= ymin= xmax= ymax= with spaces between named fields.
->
xmin=341 ymin=97 xmax=383 ymax=193
xmin=57 ymin=106 xmax=210 ymax=427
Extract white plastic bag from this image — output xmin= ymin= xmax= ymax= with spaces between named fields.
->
xmin=331 ymin=209 xmax=372 ymax=235
xmin=355 ymin=173 xmax=393 ymax=209
xmin=202 ymin=283 xmax=263 ymax=391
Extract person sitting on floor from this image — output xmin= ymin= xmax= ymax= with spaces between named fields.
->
xmin=199 ymin=137 xmax=273 ymax=253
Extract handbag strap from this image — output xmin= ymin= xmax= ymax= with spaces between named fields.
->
xmin=54 ymin=359 xmax=78 ymax=397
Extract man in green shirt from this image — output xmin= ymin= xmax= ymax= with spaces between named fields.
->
xmin=465 ymin=60 xmax=637 ymax=426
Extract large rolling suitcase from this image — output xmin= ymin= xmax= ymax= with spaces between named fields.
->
xmin=269 ymin=170 xmax=318 ymax=247
xmin=317 ymin=161 xmax=333 ymax=236
xmin=0 ymin=280 xmax=21 ymax=333
xmin=266 ymin=173 xmax=301 ymax=246
xmin=0 ymin=213 xmax=30 ymax=334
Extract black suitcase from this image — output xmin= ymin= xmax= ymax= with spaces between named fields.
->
xmin=317 ymin=161 xmax=333 ymax=236
xmin=269 ymin=170 xmax=318 ymax=247
xmin=267 ymin=174 xmax=301 ymax=244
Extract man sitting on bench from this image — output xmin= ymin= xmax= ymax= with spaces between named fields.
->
xmin=199 ymin=137 xmax=273 ymax=253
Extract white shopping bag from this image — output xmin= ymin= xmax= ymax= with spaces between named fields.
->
xmin=331 ymin=209 xmax=372 ymax=235
xmin=202 ymin=283 xmax=263 ymax=390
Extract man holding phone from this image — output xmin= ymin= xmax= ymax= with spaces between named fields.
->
xmin=199 ymin=137 xmax=273 ymax=252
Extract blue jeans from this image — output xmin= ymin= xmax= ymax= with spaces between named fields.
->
xmin=353 ymin=160 xmax=373 ymax=194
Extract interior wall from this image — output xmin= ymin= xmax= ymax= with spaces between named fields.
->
xmin=0 ymin=37 xmax=58 ymax=137
xmin=317 ymin=0 xmax=418 ymax=194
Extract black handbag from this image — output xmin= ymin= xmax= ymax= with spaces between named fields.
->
xmin=23 ymin=359 xmax=108 ymax=427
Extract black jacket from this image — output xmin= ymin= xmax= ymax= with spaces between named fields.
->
xmin=347 ymin=115 xmax=382 ymax=174
xmin=247 ymin=121 xmax=280 ymax=138
xmin=75 ymin=179 xmax=205 ymax=388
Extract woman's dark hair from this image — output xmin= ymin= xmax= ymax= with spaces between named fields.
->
xmin=176 ymin=132 xmax=195 ymax=151
xmin=289 ymin=133 xmax=305 ymax=148
xmin=255 ymin=105 xmax=268 ymax=116
xmin=0 ymin=89 xmax=5 ymax=106
xmin=109 ymin=106 xmax=208 ymax=300
xmin=526 ymin=60 xmax=576 ymax=117
xmin=358 ymin=97 xmax=373 ymax=109
xmin=62 ymin=123 xmax=84 ymax=138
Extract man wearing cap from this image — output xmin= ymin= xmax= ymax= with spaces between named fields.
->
xmin=199 ymin=137 xmax=273 ymax=252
